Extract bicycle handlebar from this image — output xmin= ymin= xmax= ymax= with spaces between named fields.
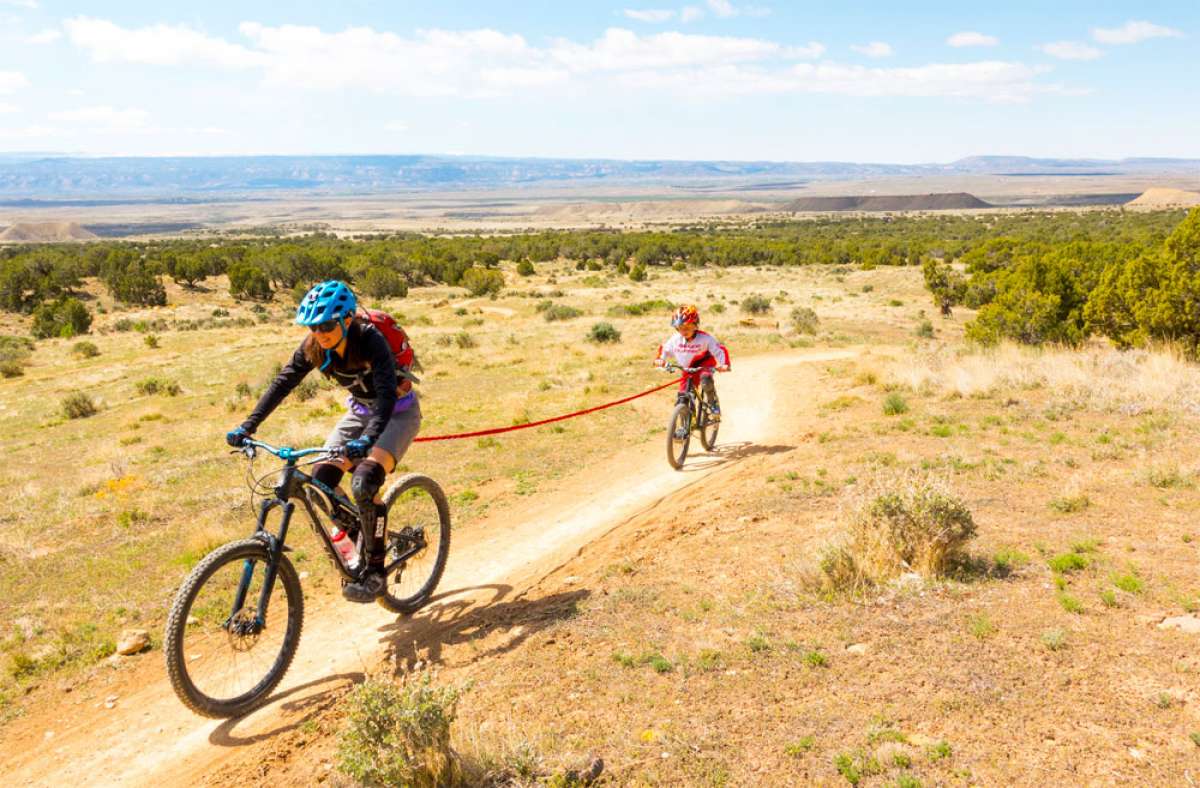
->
xmin=239 ymin=438 xmax=337 ymax=462
xmin=661 ymin=363 xmax=703 ymax=373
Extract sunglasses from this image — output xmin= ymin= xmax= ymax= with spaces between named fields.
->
xmin=310 ymin=319 xmax=341 ymax=334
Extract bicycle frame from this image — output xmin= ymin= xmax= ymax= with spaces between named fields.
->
xmin=232 ymin=440 xmax=427 ymax=631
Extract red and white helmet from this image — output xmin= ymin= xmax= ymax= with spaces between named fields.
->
xmin=671 ymin=304 xmax=700 ymax=328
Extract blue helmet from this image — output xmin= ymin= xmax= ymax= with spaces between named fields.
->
xmin=296 ymin=280 xmax=356 ymax=326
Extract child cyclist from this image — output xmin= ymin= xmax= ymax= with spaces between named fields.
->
xmin=653 ymin=304 xmax=730 ymax=414
xmin=225 ymin=280 xmax=421 ymax=603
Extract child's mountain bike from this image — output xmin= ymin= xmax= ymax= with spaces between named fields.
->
xmin=662 ymin=364 xmax=720 ymax=470
xmin=164 ymin=438 xmax=450 ymax=718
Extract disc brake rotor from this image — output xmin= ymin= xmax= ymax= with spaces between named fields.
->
xmin=226 ymin=608 xmax=262 ymax=651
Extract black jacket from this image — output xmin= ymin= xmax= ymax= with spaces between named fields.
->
xmin=241 ymin=322 xmax=398 ymax=441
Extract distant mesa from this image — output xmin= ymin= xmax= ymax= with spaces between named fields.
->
xmin=1127 ymin=188 xmax=1200 ymax=208
xmin=0 ymin=222 xmax=99 ymax=242
xmin=784 ymin=192 xmax=992 ymax=212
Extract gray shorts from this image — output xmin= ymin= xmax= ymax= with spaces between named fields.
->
xmin=325 ymin=396 xmax=422 ymax=463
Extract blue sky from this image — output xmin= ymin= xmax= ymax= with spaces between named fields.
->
xmin=0 ymin=1 xmax=1195 ymax=161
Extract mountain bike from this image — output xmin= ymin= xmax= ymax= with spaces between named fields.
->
xmin=164 ymin=438 xmax=451 ymax=718
xmin=662 ymin=364 xmax=720 ymax=470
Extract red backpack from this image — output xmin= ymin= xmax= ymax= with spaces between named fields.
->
xmin=359 ymin=308 xmax=420 ymax=391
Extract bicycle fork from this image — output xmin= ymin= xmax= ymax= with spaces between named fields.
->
xmin=227 ymin=498 xmax=295 ymax=634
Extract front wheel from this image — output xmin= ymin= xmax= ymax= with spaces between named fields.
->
xmin=164 ymin=538 xmax=304 ymax=718
xmin=377 ymin=474 xmax=452 ymax=614
xmin=667 ymin=402 xmax=691 ymax=470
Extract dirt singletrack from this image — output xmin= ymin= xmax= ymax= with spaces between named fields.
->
xmin=0 ymin=348 xmax=855 ymax=786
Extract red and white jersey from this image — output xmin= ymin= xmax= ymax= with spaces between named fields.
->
xmin=656 ymin=330 xmax=729 ymax=369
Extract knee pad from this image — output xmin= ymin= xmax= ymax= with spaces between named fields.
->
xmin=351 ymin=460 xmax=386 ymax=506
xmin=312 ymin=463 xmax=345 ymax=491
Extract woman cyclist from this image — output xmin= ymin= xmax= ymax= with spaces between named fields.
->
xmin=226 ymin=280 xmax=421 ymax=603
xmin=653 ymin=304 xmax=730 ymax=413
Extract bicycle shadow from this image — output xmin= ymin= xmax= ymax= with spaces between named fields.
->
xmin=208 ymin=671 xmax=364 ymax=747
xmin=679 ymin=440 xmax=796 ymax=471
xmin=375 ymin=584 xmax=590 ymax=672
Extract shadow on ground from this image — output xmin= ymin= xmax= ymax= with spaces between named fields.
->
xmin=375 ymin=583 xmax=590 ymax=671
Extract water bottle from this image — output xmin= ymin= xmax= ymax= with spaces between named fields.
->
xmin=330 ymin=526 xmax=361 ymax=570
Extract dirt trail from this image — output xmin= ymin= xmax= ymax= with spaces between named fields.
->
xmin=0 ymin=349 xmax=854 ymax=786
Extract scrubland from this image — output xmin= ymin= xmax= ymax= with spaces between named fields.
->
xmin=5 ymin=247 xmax=1200 ymax=786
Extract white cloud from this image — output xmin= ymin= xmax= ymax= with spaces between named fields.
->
xmin=550 ymin=28 xmax=787 ymax=72
xmin=851 ymin=41 xmax=893 ymax=58
xmin=1092 ymin=20 xmax=1184 ymax=45
xmin=680 ymin=6 xmax=705 ymax=22
xmin=789 ymin=41 xmax=825 ymax=59
xmin=1039 ymin=41 xmax=1102 ymax=60
xmin=0 ymin=71 xmax=29 ymax=94
xmin=619 ymin=60 xmax=1050 ymax=103
xmin=0 ymin=102 xmax=18 ymax=113
xmin=384 ymin=121 xmax=408 ymax=132
xmin=623 ymin=8 xmax=675 ymax=23
xmin=707 ymin=0 xmax=737 ymax=18
xmin=947 ymin=31 xmax=998 ymax=47
xmin=53 ymin=18 xmax=1061 ymax=105
xmin=49 ymin=106 xmax=150 ymax=129
xmin=27 ymin=28 xmax=62 ymax=44
xmin=0 ymin=0 xmax=38 ymax=8
xmin=64 ymin=16 xmax=265 ymax=67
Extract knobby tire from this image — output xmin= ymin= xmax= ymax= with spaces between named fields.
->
xmin=376 ymin=474 xmax=452 ymax=614
xmin=667 ymin=402 xmax=691 ymax=470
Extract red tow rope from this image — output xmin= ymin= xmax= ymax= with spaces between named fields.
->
xmin=413 ymin=377 xmax=681 ymax=443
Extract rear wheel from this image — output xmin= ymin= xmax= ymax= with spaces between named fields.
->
xmin=699 ymin=390 xmax=720 ymax=451
xmin=164 ymin=538 xmax=303 ymax=718
xmin=377 ymin=474 xmax=451 ymax=614
xmin=667 ymin=402 xmax=691 ymax=470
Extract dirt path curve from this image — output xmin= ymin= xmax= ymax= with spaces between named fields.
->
xmin=0 ymin=348 xmax=855 ymax=786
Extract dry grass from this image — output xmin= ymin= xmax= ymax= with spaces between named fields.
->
xmin=888 ymin=342 xmax=1200 ymax=415
xmin=809 ymin=469 xmax=976 ymax=594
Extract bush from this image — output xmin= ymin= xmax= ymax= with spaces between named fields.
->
xmin=71 ymin=341 xmax=100 ymax=358
xmin=144 ymin=334 xmax=160 ymax=349
xmin=587 ymin=322 xmax=621 ymax=343
xmin=361 ymin=268 xmax=408 ymax=299
xmin=790 ymin=306 xmax=819 ymax=334
xmin=606 ymin=299 xmax=672 ymax=317
xmin=628 ymin=264 xmax=647 ymax=282
xmin=459 ymin=267 xmax=504 ymax=296
xmin=136 ymin=377 xmax=181 ymax=396
xmin=882 ymin=393 xmax=909 ymax=416
xmin=516 ymin=260 xmax=535 ymax=277
xmin=811 ymin=470 xmax=975 ymax=594
xmin=0 ymin=335 xmax=33 ymax=364
xmin=915 ymin=319 xmax=935 ymax=338
xmin=228 ymin=262 xmax=273 ymax=301
xmin=0 ymin=360 xmax=23 ymax=378
xmin=62 ymin=392 xmax=99 ymax=419
xmin=453 ymin=332 xmax=476 ymax=349
xmin=337 ymin=676 xmax=462 ymax=788
xmin=543 ymin=304 xmax=582 ymax=322
xmin=294 ymin=378 xmax=320 ymax=402
xmin=31 ymin=297 xmax=92 ymax=339
xmin=741 ymin=295 xmax=772 ymax=315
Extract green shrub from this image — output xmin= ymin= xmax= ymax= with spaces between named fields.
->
xmin=454 ymin=332 xmax=476 ymax=349
xmin=228 ymin=262 xmax=273 ymax=301
xmin=337 ymin=676 xmax=461 ymax=788
xmin=31 ymin=297 xmax=92 ymax=339
xmin=741 ymin=294 xmax=772 ymax=315
xmin=71 ymin=341 xmax=100 ymax=358
xmin=543 ymin=304 xmax=582 ymax=322
xmin=136 ymin=377 xmax=181 ymax=396
xmin=587 ymin=322 xmax=621 ymax=343
xmin=294 ymin=378 xmax=320 ymax=402
xmin=516 ymin=260 xmax=535 ymax=276
xmin=62 ymin=392 xmax=98 ymax=419
xmin=790 ymin=306 xmax=819 ymax=334
xmin=882 ymin=393 xmax=909 ymax=416
xmin=361 ymin=268 xmax=408 ymax=299
xmin=459 ymin=267 xmax=504 ymax=296
xmin=0 ymin=361 xmax=23 ymax=378
xmin=628 ymin=264 xmax=647 ymax=282
xmin=915 ymin=319 xmax=935 ymax=338
xmin=143 ymin=333 xmax=159 ymax=349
